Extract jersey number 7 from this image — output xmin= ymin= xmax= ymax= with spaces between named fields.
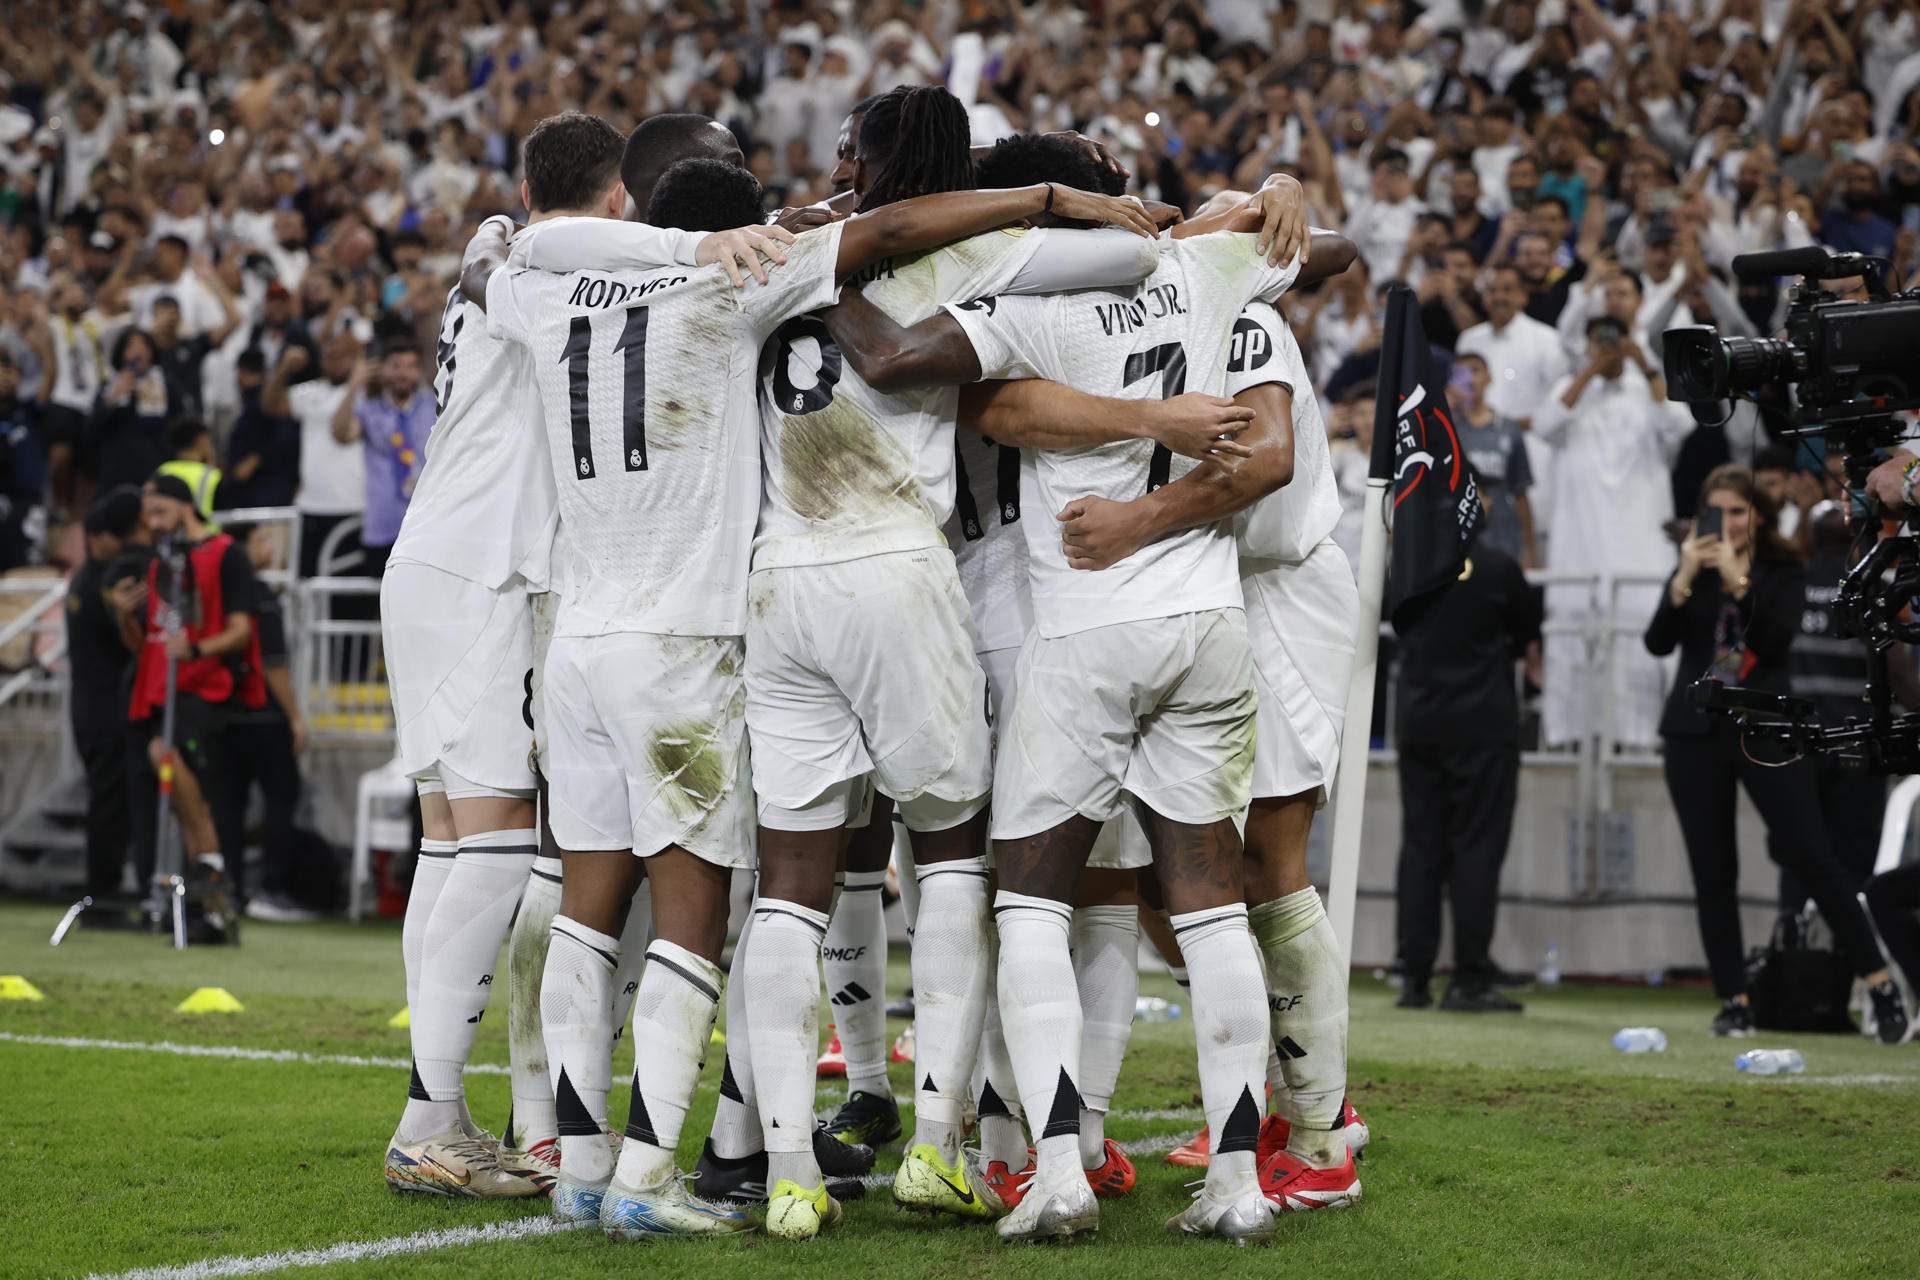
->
xmin=1124 ymin=341 xmax=1186 ymax=493
xmin=560 ymin=308 xmax=651 ymax=479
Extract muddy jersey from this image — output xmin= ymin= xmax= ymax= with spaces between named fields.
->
xmin=485 ymin=221 xmax=844 ymax=638
xmin=751 ymin=228 xmax=1158 ymax=571
xmin=945 ymin=232 xmax=1300 ymax=639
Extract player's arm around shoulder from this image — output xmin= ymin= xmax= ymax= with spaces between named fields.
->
xmin=1056 ymin=379 xmax=1295 ymax=572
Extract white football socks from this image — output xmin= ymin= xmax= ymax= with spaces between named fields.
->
xmin=609 ymin=878 xmax=653 ymax=1044
xmin=505 ymin=855 xmax=563 ymax=1148
xmin=975 ymin=997 xmax=1029 ymax=1171
xmin=1251 ymin=888 xmax=1349 ymax=1168
xmin=411 ymin=830 xmax=537 ymax=1111
xmin=911 ymin=856 xmax=990 ymax=1164
xmin=825 ymin=867 xmax=891 ymax=1098
xmin=1072 ymin=904 xmax=1139 ymax=1171
xmin=744 ymin=897 xmax=828 ymax=1191
xmin=613 ymin=940 xmax=723 ymax=1189
xmin=402 ymin=839 xmax=457 ymax=1014
xmin=995 ymin=891 xmax=1084 ymax=1185
xmin=398 ymin=839 xmax=458 ymax=1141
xmin=544 ymin=916 xmax=619 ymax=1185
xmin=1171 ymin=903 xmax=1268 ymax=1202
xmin=709 ymin=905 xmax=762 ymax=1160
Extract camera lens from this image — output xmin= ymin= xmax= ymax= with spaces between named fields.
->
xmin=1662 ymin=325 xmax=1728 ymax=399
xmin=1721 ymin=336 xmax=1797 ymax=392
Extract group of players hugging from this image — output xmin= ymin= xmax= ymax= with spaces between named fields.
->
xmin=380 ymin=83 xmax=1368 ymax=1247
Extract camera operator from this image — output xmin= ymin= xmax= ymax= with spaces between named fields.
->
xmin=1645 ymin=465 xmax=1908 ymax=1043
xmin=1781 ymin=502 xmax=1917 ymax=909
xmin=121 ymin=473 xmax=267 ymax=898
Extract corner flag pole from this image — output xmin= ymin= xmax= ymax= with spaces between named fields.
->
xmin=1326 ymin=477 xmax=1388 ymax=972
xmin=1325 ymin=287 xmax=1410 ymax=972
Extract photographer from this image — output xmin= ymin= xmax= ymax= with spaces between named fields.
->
xmin=1645 ymin=465 xmax=1907 ymax=1043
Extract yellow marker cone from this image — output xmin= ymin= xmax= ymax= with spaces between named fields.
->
xmin=0 ymin=975 xmax=46 ymax=1002
xmin=388 ymin=1007 xmax=411 ymax=1029
xmin=175 ymin=986 xmax=244 ymax=1014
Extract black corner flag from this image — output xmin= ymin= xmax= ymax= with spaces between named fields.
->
xmin=1369 ymin=285 xmax=1483 ymax=629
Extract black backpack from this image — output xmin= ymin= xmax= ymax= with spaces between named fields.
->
xmin=1746 ymin=906 xmax=1857 ymax=1034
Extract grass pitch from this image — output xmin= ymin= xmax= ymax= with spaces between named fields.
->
xmin=1 ymin=900 xmax=1916 ymax=1280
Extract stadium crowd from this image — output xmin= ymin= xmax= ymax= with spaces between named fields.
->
xmin=6 ymin=0 xmax=1920 ymax=752
xmin=4 ymin=0 xmax=1920 ymax=900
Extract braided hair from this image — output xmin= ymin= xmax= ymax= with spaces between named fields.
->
xmin=854 ymin=85 xmax=976 ymax=214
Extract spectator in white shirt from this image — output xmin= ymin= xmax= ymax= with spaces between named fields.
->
xmin=125 ymin=236 xmax=225 ymax=338
xmin=1344 ymin=148 xmax=1424 ymax=281
xmin=1456 ymin=265 xmax=1568 ymax=431
xmin=1532 ymin=317 xmax=1694 ymax=750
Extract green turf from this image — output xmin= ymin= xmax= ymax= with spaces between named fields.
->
xmin=2 ymin=900 xmax=1916 ymax=1280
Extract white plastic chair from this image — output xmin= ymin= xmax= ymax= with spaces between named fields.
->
xmin=1874 ymin=775 xmax=1920 ymax=877
xmin=350 ymin=757 xmax=420 ymax=921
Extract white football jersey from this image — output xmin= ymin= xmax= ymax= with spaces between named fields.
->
xmin=486 ymin=221 xmax=844 ymax=638
xmin=946 ymin=232 xmax=1300 ymax=639
xmin=1226 ymin=303 xmax=1341 ymax=563
xmin=752 ymin=228 xmax=1163 ymax=570
xmin=944 ymin=428 xmax=1033 ymax=653
xmin=388 ymin=288 xmax=556 ymax=591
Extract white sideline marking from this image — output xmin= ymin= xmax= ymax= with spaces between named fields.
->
xmin=85 ymin=1218 xmax=586 ymax=1280
xmin=0 ymin=1033 xmax=1210 ymax=1123
xmin=0 ymin=1032 xmax=509 ymax=1075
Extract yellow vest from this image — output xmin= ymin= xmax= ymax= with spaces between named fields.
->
xmin=157 ymin=459 xmax=223 ymax=531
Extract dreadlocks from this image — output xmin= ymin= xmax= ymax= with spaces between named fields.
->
xmin=854 ymin=85 xmax=976 ymax=214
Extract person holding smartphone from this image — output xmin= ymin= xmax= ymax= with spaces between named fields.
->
xmin=1645 ymin=465 xmax=1907 ymax=1042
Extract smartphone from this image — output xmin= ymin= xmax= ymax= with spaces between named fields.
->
xmin=1696 ymin=506 xmax=1724 ymax=539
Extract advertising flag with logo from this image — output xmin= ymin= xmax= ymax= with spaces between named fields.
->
xmin=1369 ymin=285 xmax=1483 ymax=629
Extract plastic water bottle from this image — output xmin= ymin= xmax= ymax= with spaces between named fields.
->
xmin=1540 ymin=942 xmax=1561 ymax=987
xmin=1612 ymin=1027 xmax=1668 ymax=1053
xmin=1134 ymin=996 xmax=1182 ymax=1022
xmin=1735 ymin=1049 xmax=1805 ymax=1076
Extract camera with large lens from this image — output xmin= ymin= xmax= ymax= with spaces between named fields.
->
xmin=1663 ymin=246 xmax=1920 ymax=773
xmin=1663 ymin=246 xmax=1920 ymax=427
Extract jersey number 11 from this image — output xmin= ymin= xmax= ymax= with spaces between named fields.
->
xmin=560 ymin=308 xmax=651 ymax=479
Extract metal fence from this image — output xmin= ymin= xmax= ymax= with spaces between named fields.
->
xmin=294 ymin=576 xmax=391 ymax=742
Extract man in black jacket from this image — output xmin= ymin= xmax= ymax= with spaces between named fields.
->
xmin=1392 ymin=538 xmax=1542 ymax=1012
xmin=66 ymin=486 xmax=150 ymax=900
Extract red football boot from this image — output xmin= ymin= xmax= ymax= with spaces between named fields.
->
xmin=1084 ymin=1140 xmax=1136 ymax=1197
xmin=1259 ymin=1148 xmax=1361 ymax=1212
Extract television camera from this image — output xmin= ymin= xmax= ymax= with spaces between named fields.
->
xmin=1664 ymin=245 xmax=1920 ymax=772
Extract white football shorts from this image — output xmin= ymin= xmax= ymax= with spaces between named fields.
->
xmin=381 ymin=561 xmax=536 ymax=798
xmin=991 ymin=608 xmax=1257 ymax=842
xmin=542 ymin=631 xmax=752 ymax=867
xmin=746 ymin=547 xmax=991 ymax=831
xmin=980 ymin=643 xmax=1020 ymax=757
xmin=1243 ymin=539 xmax=1358 ymax=803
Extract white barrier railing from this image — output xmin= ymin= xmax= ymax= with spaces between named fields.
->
xmin=294 ymin=576 xmax=392 ymax=743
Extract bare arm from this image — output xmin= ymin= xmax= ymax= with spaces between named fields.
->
xmin=458 ymin=217 xmax=515 ymax=309
xmin=960 ymin=380 xmax=1253 ymax=459
xmin=1056 ymin=381 xmax=1296 ymax=570
xmin=1515 ymin=491 xmax=1539 ymax=570
xmin=264 ymin=346 xmax=307 ymax=416
xmin=330 ymin=377 xmax=365 ymax=445
xmin=833 ymin=184 xmax=1157 ymax=281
